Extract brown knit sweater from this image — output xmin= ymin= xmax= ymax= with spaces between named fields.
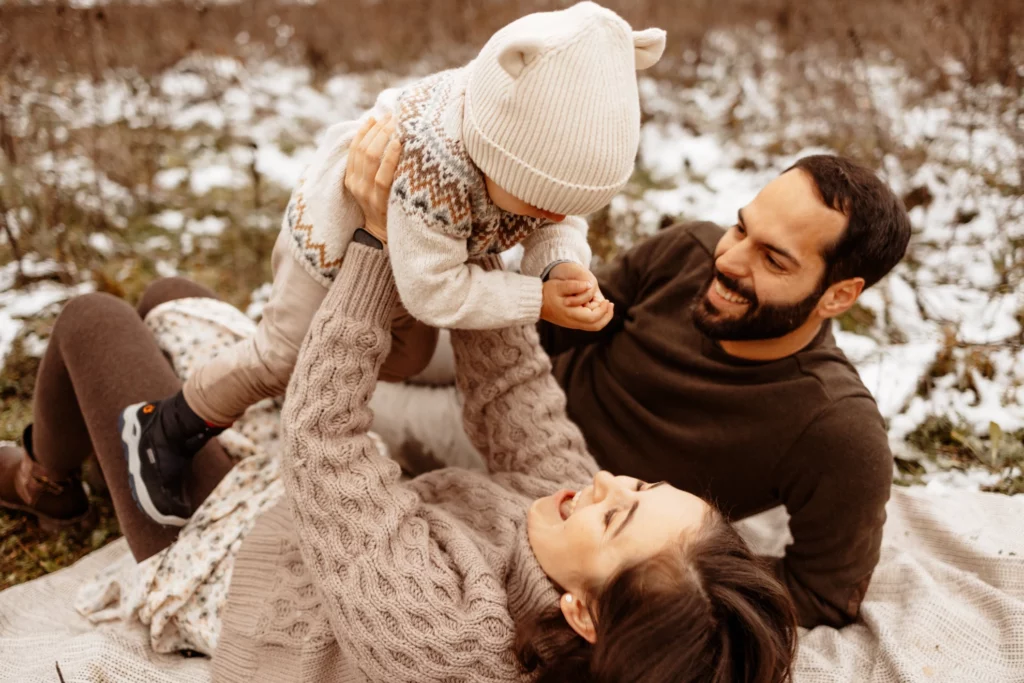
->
xmin=214 ymin=245 xmax=597 ymax=682
xmin=539 ymin=221 xmax=893 ymax=629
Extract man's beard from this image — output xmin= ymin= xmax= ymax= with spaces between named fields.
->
xmin=691 ymin=269 xmax=826 ymax=342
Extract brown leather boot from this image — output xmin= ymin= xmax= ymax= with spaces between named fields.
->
xmin=0 ymin=430 xmax=90 ymax=532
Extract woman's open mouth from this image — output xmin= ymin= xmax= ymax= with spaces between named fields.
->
xmin=558 ymin=490 xmax=581 ymax=521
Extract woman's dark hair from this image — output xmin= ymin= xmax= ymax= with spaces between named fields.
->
xmin=516 ymin=509 xmax=798 ymax=683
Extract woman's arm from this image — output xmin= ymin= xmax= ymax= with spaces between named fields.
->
xmin=282 ymin=245 xmax=523 ymax=681
xmin=450 ymin=255 xmax=598 ymax=486
xmin=281 ymin=244 xmax=412 ymax=556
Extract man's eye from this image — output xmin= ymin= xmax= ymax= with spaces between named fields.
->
xmin=636 ymin=481 xmax=644 ymax=492
xmin=766 ymin=254 xmax=783 ymax=270
xmin=734 ymin=224 xmax=746 ymax=236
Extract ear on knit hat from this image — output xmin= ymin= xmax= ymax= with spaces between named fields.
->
xmin=497 ymin=36 xmax=545 ymax=79
xmin=463 ymin=1 xmax=669 ymax=216
xmin=632 ymin=28 xmax=667 ymax=70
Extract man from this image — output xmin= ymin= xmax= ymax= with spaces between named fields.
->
xmin=540 ymin=155 xmax=912 ymax=628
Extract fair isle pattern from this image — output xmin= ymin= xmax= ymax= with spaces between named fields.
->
xmin=392 ymin=68 xmax=545 ymax=257
xmin=284 ymin=178 xmax=343 ymax=284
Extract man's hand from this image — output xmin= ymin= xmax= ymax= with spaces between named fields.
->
xmin=541 ymin=278 xmax=615 ymax=331
xmin=344 ymin=114 xmax=401 ymax=244
xmin=547 ymin=261 xmax=607 ymax=310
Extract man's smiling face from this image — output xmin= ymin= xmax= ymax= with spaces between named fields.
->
xmin=693 ymin=169 xmax=849 ymax=341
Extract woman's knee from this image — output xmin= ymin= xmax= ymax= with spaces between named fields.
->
xmin=55 ymin=292 xmax=136 ymax=339
xmin=137 ymin=277 xmax=218 ymax=319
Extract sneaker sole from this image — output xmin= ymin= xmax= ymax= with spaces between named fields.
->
xmin=119 ymin=403 xmax=188 ymax=528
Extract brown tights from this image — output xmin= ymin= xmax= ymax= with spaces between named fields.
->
xmin=31 ymin=278 xmax=234 ymax=561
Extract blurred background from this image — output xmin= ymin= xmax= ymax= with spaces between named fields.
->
xmin=0 ymin=0 xmax=1021 ymax=586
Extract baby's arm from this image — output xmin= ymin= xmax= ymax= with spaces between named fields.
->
xmin=387 ymin=201 xmax=544 ymax=329
xmin=518 ymin=215 xmax=592 ymax=277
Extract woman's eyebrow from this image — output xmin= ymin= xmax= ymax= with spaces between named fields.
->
xmin=612 ymin=500 xmax=640 ymax=539
xmin=612 ymin=482 xmax=666 ymax=538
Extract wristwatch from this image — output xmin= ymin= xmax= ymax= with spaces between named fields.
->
xmin=353 ymin=227 xmax=384 ymax=250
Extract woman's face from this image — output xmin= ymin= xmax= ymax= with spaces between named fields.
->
xmin=527 ymin=471 xmax=709 ymax=597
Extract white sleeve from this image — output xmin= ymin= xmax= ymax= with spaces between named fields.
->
xmin=387 ymin=203 xmax=544 ymax=330
xmin=518 ymin=215 xmax=592 ymax=277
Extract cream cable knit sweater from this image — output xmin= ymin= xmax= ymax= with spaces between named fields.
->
xmin=214 ymin=245 xmax=597 ymax=682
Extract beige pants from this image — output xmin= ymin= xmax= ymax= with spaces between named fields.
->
xmin=184 ymin=230 xmax=437 ymax=425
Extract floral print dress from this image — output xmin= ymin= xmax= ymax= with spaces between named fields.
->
xmin=74 ymin=296 xmax=389 ymax=656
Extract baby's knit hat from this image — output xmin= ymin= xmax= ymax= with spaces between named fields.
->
xmin=463 ymin=1 xmax=666 ymax=216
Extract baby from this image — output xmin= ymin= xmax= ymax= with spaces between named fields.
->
xmin=119 ymin=1 xmax=666 ymax=525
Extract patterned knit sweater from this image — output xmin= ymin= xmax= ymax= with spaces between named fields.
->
xmin=284 ymin=67 xmax=592 ymax=330
xmin=213 ymin=245 xmax=598 ymax=682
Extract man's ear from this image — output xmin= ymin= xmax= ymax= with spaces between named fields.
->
xmin=817 ymin=277 xmax=865 ymax=319
xmin=559 ymin=594 xmax=597 ymax=644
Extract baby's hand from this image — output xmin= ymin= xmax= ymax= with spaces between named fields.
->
xmin=541 ymin=278 xmax=614 ymax=332
xmin=547 ymin=262 xmax=607 ymax=307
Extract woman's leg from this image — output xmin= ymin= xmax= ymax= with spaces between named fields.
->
xmin=30 ymin=280 xmax=233 ymax=560
xmin=136 ymin=276 xmax=217 ymax=319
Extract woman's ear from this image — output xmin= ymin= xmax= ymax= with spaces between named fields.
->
xmin=633 ymin=28 xmax=667 ymax=70
xmin=559 ymin=593 xmax=597 ymax=644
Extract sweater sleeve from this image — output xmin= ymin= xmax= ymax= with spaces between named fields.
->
xmin=518 ymin=215 xmax=592 ymax=277
xmin=387 ymin=200 xmax=544 ymax=329
xmin=772 ymin=396 xmax=892 ymax=628
xmin=450 ymin=255 xmax=598 ymax=486
xmin=280 ymin=244 xmax=523 ymax=681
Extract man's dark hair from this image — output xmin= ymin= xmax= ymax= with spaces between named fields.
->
xmin=787 ymin=155 xmax=911 ymax=290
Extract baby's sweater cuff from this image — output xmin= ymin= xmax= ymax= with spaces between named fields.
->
xmin=328 ymin=244 xmax=399 ymax=327
xmin=474 ymin=254 xmax=544 ymax=324
xmin=514 ymin=276 xmax=544 ymax=324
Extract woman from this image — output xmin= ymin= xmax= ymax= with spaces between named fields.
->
xmin=0 ymin=120 xmax=797 ymax=682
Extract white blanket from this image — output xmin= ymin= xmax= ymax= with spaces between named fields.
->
xmin=2 ymin=485 xmax=1022 ymax=682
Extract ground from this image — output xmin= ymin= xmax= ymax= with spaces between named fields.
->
xmin=0 ymin=1 xmax=1021 ymax=589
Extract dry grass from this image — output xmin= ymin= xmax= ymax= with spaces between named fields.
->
xmin=1 ymin=0 xmax=1021 ymax=85
xmin=901 ymin=415 xmax=1024 ymax=493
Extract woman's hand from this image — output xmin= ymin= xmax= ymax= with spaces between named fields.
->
xmin=541 ymin=278 xmax=615 ymax=331
xmin=344 ymin=114 xmax=402 ymax=244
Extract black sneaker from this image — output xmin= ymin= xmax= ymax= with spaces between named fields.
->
xmin=118 ymin=390 xmax=225 ymax=527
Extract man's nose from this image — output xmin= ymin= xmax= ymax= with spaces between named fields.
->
xmin=715 ymin=242 xmax=752 ymax=279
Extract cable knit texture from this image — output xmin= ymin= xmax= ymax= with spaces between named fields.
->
xmin=214 ymin=246 xmax=597 ymax=683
